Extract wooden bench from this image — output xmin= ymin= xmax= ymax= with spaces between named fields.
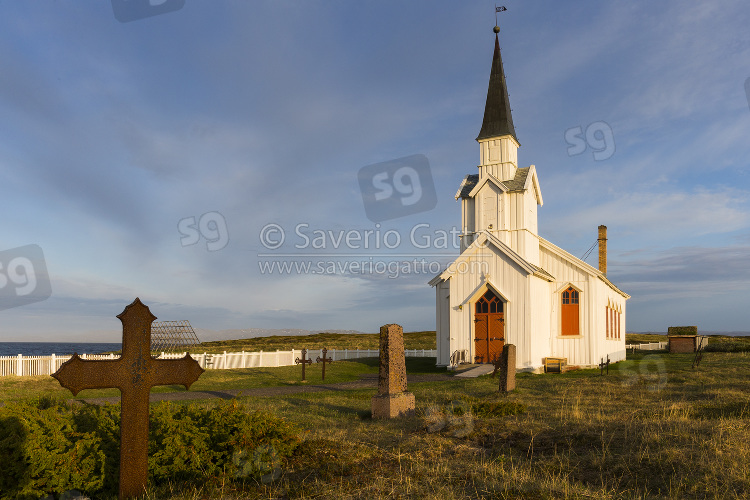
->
xmin=543 ymin=357 xmax=567 ymax=373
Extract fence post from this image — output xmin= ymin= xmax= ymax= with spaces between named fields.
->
xmin=331 ymin=348 xmax=336 ymax=361
xmin=51 ymin=353 xmax=56 ymax=376
xmin=17 ymin=354 xmax=22 ymax=377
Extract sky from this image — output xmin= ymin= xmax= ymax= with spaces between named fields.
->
xmin=1 ymin=1 xmax=749 ymax=342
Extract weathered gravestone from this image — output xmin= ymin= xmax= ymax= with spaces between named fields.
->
xmin=496 ymin=344 xmax=516 ymax=393
xmin=52 ymin=298 xmax=204 ymax=499
xmin=371 ymin=324 xmax=415 ymax=418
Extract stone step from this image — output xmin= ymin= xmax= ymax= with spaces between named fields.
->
xmin=454 ymin=364 xmax=495 ymax=378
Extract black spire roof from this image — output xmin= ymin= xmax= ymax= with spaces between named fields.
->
xmin=476 ymin=30 xmax=518 ymax=144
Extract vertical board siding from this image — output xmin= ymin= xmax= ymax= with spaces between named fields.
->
xmin=448 ymin=245 xmax=532 ymax=369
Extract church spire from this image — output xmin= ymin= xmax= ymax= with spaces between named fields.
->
xmin=476 ymin=26 xmax=518 ymax=144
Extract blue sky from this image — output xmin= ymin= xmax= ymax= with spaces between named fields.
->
xmin=1 ymin=1 xmax=749 ymax=342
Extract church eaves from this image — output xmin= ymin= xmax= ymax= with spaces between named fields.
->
xmin=476 ymin=29 xmax=518 ymax=144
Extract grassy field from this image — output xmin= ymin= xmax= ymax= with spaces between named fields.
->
xmin=4 ymin=334 xmax=750 ymax=499
xmin=6 ymin=350 xmax=750 ymax=498
xmin=0 ymin=357 xmax=388 ymax=403
xmin=121 ymin=349 xmax=749 ymax=500
xmin=182 ymin=350 xmax=748 ymax=500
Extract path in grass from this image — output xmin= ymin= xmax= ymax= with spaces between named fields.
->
xmin=70 ymin=372 xmax=456 ymax=405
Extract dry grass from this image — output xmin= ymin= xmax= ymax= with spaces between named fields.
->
xmin=139 ymin=350 xmax=750 ymax=499
xmin=5 ymin=333 xmax=750 ymax=499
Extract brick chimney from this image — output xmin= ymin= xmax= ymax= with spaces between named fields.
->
xmin=598 ymin=225 xmax=607 ymax=275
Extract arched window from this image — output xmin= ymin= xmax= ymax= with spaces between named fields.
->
xmin=475 ymin=290 xmax=503 ymax=314
xmin=561 ymin=286 xmax=580 ymax=336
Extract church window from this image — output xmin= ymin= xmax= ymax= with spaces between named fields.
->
xmin=475 ymin=290 xmax=503 ymax=314
xmin=561 ymin=287 xmax=580 ymax=336
xmin=606 ymin=307 xmax=610 ymax=339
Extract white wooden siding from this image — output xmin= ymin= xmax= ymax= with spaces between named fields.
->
xmin=446 ymin=245 xmax=535 ymax=369
xmin=436 ymin=280 xmax=451 ymax=366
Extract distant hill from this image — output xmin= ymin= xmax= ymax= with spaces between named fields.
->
xmin=192 ymin=327 xmax=368 ymax=344
xmin=188 ymin=331 xmax=437 ymax=353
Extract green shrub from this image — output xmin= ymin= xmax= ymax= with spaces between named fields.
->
xmin=0 ymin=402 xmax=109 ymax=500
xmin=0 ymin=399 xmax=300 ymax=499
xmin=704 ymin=341 xmax=750 ymax=353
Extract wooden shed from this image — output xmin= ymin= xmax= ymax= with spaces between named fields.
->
xmin=667 ymin=326 xmax=698 ymax=353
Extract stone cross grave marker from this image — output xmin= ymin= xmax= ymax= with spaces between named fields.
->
xmin=295 ymin=348 xmax=313 ymax=381
xmin=371 ymin=324 xmax=415 ymax=418
xmin=52 ymin=298 xmax=204 ymax=500
xmin=316 ymin=347 xmax=333 ymax=381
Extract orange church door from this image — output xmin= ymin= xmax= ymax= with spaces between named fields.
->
xmin=561 ymin=287 xmax=580 ymax=336
xmin=474 ymin=290 xmax=504 ymax=363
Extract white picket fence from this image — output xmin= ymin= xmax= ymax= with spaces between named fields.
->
xmin=626 ymin=341 xmax=668 ymax=353
xmin=0 ymin=348 xmax=437 ymax=377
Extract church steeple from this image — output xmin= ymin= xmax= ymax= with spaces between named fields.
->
xmin=476 ymin=25 xmax=519 ymax=183
xmin=477 ymin=26 xmax=518 ymax=143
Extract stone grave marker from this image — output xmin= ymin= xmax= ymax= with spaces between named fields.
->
xmin=52 ymin=298 xmax=204 ymax=499
xmin=371 ymin=324 xmax=415 ymax=418
xmin=316 ymin=347 xmax=333 ymax=381
xmin=295 ymin=348 xmax=313 ymax=381
xmin=497 ymin=344 xmax=516 ymax=393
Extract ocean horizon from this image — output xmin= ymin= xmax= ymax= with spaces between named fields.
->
xmin=0 ymin=342 xmax=122 ymax=357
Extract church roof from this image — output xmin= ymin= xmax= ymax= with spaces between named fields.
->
xmin=476 ymin=32 xmax=518 ymax=143
xmin=428 ymin=230 xmax=554 ymax=286
xmin=455 ymin=167 xmax=530 ymax=199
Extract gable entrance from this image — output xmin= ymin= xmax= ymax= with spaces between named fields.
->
xmin=473 ymin=289 xmax=504 ymax=363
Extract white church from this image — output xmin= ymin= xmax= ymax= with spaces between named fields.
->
xmin=429 ymin=27 xmax=629 ymax=371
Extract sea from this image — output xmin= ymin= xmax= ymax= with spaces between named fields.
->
xmin=0 ymin=342 xmax=122 ymax=357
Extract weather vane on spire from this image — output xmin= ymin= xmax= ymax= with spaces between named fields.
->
xmin=495 ymin=5 xmax=507 ymax=33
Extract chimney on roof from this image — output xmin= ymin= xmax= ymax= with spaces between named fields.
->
xmin=598 ymin=225 xmax=607 ymax=275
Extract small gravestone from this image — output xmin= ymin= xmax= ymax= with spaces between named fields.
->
xmin=371 ymin=324 xmax=415 ymax=418
xmin=599 ymin=355 xmax=610 ymax=375
xmin=52 ymin=298 xmax=204 ymax=499
xmin=497 ymin=344 xmax=516 ymax=392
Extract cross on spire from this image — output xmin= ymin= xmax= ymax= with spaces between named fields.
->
xmin=52 ymin=298 xmax=204 ymax=499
